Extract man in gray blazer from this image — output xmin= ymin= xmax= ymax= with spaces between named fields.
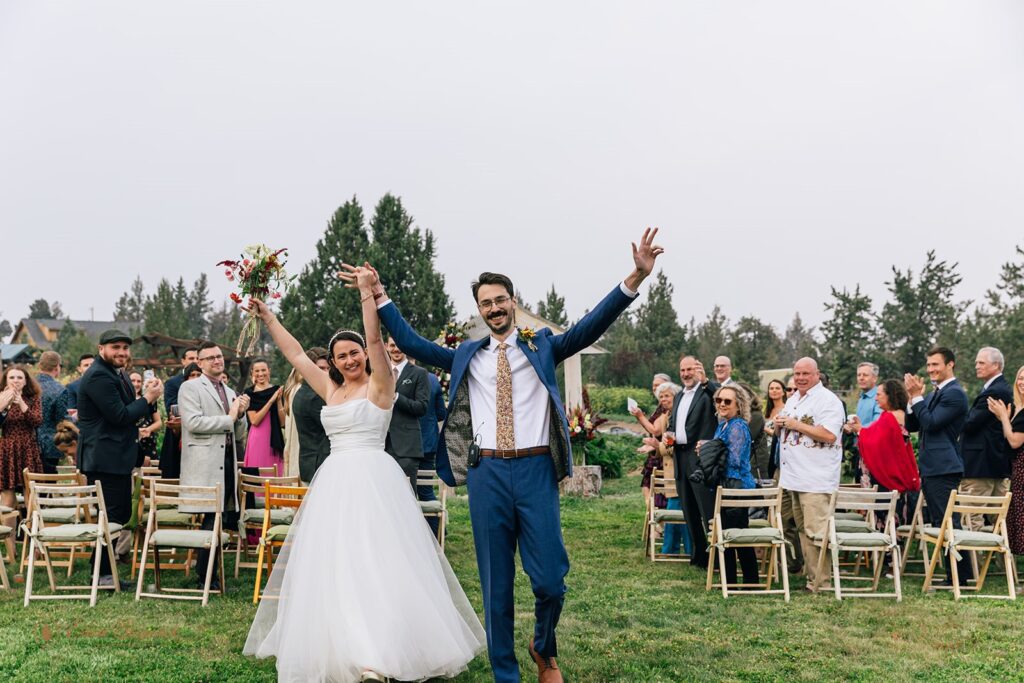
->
xmin=179 ymin=341 xmax=249 ymax=590
xmin=385 ymin=337 xmax=430 ymax=492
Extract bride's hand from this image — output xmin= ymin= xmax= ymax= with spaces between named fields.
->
xmin=338 ymin=262 xmax=378 ymax=292
xmin=246 ymin=298 xmax=276 ymax=323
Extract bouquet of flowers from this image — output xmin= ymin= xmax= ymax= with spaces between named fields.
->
xmin=218 ymin=244 xmax=293 ymax=355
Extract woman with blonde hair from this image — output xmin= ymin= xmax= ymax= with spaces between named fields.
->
xmin=988 ymin=364 xmax=1024 ymax=559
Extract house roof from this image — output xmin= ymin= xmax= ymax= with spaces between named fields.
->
xmin=14 ymin=318 xmax=142 ymax=350
xmin=0 ymin=344 xmax=35 ymax=362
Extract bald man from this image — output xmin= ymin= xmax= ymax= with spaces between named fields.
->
xmin=773 ymin=357 xmax=845 ymax=589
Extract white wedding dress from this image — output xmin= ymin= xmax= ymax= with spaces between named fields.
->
xmin=244 ymin=399 xmax=485 ymax=682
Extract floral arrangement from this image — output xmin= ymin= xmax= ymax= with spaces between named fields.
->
xmin=217 ymin=244 xmax=293 ymax=355
xmin=518 ymin=326 xmax=538 ymax=352
xmin=567 ymin=387 xmax=607 ymax=443
xmin=434 ymin=321 xmax=469 ymax=399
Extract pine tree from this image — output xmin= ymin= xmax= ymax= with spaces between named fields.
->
xmin=633 ymin=270 xmax=686 ymax=379
xmin=143 ymin=278 xmax=191 ymax=339
xmin=0 ymin=313 xmax=11 ymax=342
xmin=208 ymin=301 xmax=246 ymax=348
xmin=536 ymin=285 xmax=568 ymax=326
xmin=781 ymin=313 xmax=819 ymax=367
xmin=28 ymin=299 xmax=54 ymax=319
xmin=727 ymin=316 xmax=783 ymax=384
xmin=113 ymin=276 xmax=146 ymax=322
xmin=186 ymin=273 xmax=212 ymax=339
xmin=591 ymin=311 xmax=645 ymax=385
xmin=693 ymin=306 xmax=730 ymax=368
xmin=820 ymin=285 xmax=875 ymax=388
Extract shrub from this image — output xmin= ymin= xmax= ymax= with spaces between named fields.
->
xmin=586 ymin=385 xmax=654 ymax=417
xmin=579 ymin=433 xmax=644 ymax=479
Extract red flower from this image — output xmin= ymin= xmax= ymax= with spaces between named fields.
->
xmin=229 ymin=292 xmax=242 ymax=304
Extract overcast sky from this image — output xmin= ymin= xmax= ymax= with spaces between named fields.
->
xmin=3 ymin=1 xmax=1023 ymax=340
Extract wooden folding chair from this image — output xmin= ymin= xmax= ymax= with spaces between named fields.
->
xmin=0 ymin=503 xmax=17 ymax=569
xmin=647 ymin=467 xmax=688 ymax=562
xmin=706 ymin=486 xmax=790 ymax=601
xmin=20 ymin=469 xmax=90 ymax=576
xmin=21 ymin=482 xmax=121 ymax=607
xmin=135 ymin=483 xmax=227 ymax=606
xmin=416 ymin=469 xmax=448 ymax=549
xmin=896 ymin=493 xmax=930 ymax=577
xmin=253 ymin=482 xmax=307 ymax=603
xmin=130 ymin=476 xmax=195 ymax=579
xmin=814 ymin=489 xmax=902 ymax=600
xmin=0 ymin=520 xmax=12 ymax=589
xmin=235 ymin=473 xmax=300 ymax=576
xmin=921 ymin=491 xmax=1015 ymax=600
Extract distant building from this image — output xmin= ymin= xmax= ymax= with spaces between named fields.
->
xmin=0 ymin=343 xmax=36 ymax=366
xmin=12 ymin=319 xmax=142 ymax=351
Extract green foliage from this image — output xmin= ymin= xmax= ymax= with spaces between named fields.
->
xmin=820 ymin=285 xmax=875 ymax=387
xmin=586 ymin=385 xmax=655 ymax=416
xmin=143 ymin=278 xmax=191 ymax=339
xmin=113 ymin=276 xmax=146 ymax=322
xmin=52 ymin=321 xmax=95 ymax=363
xmin=726 ymin=315 xmax=783 ymax=384
xmin=536 ymin=284 xmax=568 ymax=326
xmin=0 ymin=314 xmax=12 ymax=342
xmin=28 ymin=298 xmax=61 ymax=319
xmin=580 ymin=433 xmax=643 ymax=479
xmin=780 ymin=312 xmax=819 ymax=366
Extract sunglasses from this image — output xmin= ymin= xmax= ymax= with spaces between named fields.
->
xmin=714 ymin=397 xmax=734 ymax=406
xmin=785 ymin=387 xmax=796 ymax=393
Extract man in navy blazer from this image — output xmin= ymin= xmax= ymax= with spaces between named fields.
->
xmin=959 ymin=347 xmax=1013 ymax=528
xmin=905 ymin=346 xmax=973 ymax=584
xmin=372 ymin=229 xmax=663 ymax=683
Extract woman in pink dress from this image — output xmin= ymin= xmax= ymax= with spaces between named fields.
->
xmin=242 ymin=359 xmax=285 ymax=475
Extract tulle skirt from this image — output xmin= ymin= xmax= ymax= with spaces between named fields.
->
xmin=243 ymin=445 xmax=485 ymax=682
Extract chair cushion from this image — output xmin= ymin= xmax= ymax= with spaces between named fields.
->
xmin=144 ymin=509 xmax=195 ymax=527
xmin=652 ymin=509 xmax=686 ymax=523
xmin=980 ymin=525 xmax=994 ymax=533
xmin=418 ymin=500 xmax=443 ymax=514
xmin=37 ymin=522 xmax=123 ymax=542
xmin=264 ymin=525 xmax=291 ymax=542
xmin=835 ymin=519 xmax=873 ymax=533
xmin=748 ymin=518 xmax=770 ymax=528
xmin=834 ymin=511 xmax=865 ymax=521
xmin=151 ymin=529 xmax=229 ymax=549
xmin=0 ymin=525 xmax=12 ymax=538
xmin=835 ymin=531 xmax=891 ymax=548
xmin=720 ymin=527 xmax=783 ymax=544
xmin=919 ymin=527 xmax=1004 ymax=548
xmin=40 ymin=507 xmax=98 ymax=523
xmin=240 ymin=508 xmax=295 ymax=525
xmin=0 ymin=505 xmax=14 ymax=514
xmin=896 ymin=524 xmax=912 ymax=534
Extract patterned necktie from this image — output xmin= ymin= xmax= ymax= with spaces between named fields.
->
xmin=495 ymin=343 xmax=515 ymax=450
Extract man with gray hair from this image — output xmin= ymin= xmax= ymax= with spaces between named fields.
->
xmin=959 ymin=346 xmax=1013 ymax=529
xmin=713 ymin=356 xmax=734 ymax=386
xmin=844 ymin=361 xmax=882 ymax=485
xmin=774 ymin=357 xmax=845 ymax=589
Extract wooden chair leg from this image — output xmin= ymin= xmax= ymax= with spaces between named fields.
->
xmin=253 ymin=540 xmax=266 ymax=604
xmin=950 ymin=548 xmax=961 ymax=600
xmin=892 ymin=546 xmax=902 ymax=602
xmin=39 ymin=544 xmax=58 ymax=593
xmin=89 ymin=540 xmax=103 ymax=607
xmin=23 ymin=537 xmax=37 ymax=607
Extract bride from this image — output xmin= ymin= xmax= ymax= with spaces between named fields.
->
xmin=243 ymin=264 xmax=485 ymax=682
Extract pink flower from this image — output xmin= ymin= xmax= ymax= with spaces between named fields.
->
xmin=227 ymin=274 xmax=235 ymax=282
xmin=271 ymin=292 xmax=282 ymax=299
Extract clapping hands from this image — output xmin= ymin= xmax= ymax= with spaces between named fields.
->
xmin=987 ymin=397 xmax=1011 ymax=421
xmin=904 ymin=374 xmax=926 ymax=399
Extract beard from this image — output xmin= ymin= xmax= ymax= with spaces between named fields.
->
xmin=484 ymin=308 xmax=514 ymax=336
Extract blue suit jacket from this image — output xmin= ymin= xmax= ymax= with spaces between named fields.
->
xmin=419 ymin=372 xmax=447 ymax=455
xmin=379 ymin=284 xmax=636 ymax=485
xmin=905 ymin=379 xmax=969 ymax=478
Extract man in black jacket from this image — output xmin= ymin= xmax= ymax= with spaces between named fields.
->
xmin=77 ymin=329 xmax=162 ymax=585
xmin=960 ymin=347 xmax=1013 ymax=529
xmin=385 ymin=337 xmax=430 ymax=493
xmin=293 ymin=348 xmax=332 ymax=484
xmin=666 ymin=355 xmax=719 ymax=569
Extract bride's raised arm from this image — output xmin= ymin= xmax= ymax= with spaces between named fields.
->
xmin=249 ymin=299 xmax=334 ymax=402
xmin=339 ymin=262 xmax=396 ymax=409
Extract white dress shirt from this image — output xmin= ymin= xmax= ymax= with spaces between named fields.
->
xmin=467 ymin=329 xmax=550 ymax=449
xmin=673 ymin=385 xmax=698 ymax=445
xmin=777 ymin=381 xmax=845 ymax=493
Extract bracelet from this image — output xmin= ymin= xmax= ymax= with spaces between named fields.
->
xmin=361 ymin=292 xmax=375 ymax=302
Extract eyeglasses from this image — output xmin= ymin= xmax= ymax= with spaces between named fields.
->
xmin=785 ymin=387 xmax=796 ymax=393
xmin=477 ymin=295 xmax=511 ymax=311
xmin=714 ymin=397 xmax=734 ymax=406
xmin=198 ymin=354 xmax=224 ymax=362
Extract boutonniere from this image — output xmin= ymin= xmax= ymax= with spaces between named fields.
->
xmin=518 ymin=327 xmax=538 ymax=352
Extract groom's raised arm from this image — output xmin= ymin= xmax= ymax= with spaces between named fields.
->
xmin=551 ymin=228 xmax=663 ymax=363
xmin=377 ymin=300 xmax=457 ymax=372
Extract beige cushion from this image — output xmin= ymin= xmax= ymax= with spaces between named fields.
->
xmin=835 ymin=531 xmax=891 ymax=548
xmin=418 ymin=501 xmax=443 ymax=514
xmin=835 ymin=519 xmax=873 ymax=533
xmin=143 ymin=509 xmax=195 ymax=527
xmin=37 ymin=522 xmax=123 ymax=542
xmin=748 ymin=518 xmax=771 ymax=528
xmin=264 ymin=525 xmax=291 ymax=542
xmin=0 ymin=525 xmax=12 ymax=538
xmin=0 ymin=505 xmax=14 ymax=514
xmin=240 ymin=508 xmax=295 ymax=525
xmin=151 ymin=529 xmax=228 ymax=549
xmin=720 ymin=527 xmax=784 ymax=544
xmin=40 ymin=507 xmax=98 ymax=523
xmin=834 ymin=511 xmax=865 ymax=521
xmin=653 ymin=509 xmax=686 ymax=523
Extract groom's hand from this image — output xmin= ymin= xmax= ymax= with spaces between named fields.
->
xmin=624 ymin=227 xmax=664 ymax=291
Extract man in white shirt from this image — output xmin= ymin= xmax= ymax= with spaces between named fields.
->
xmin=774 ymin=357 xmax=845 ymax=589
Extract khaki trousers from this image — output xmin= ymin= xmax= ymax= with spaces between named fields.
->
xmin=778 ymin=486 xmax=804 ymax=569
xmin=958 ymin=478 xmax=1011 ymax=531
xmin=789 ymin=491 xmax=832 ymax=586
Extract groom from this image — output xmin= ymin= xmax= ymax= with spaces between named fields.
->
xmin=369 ymin=229 xmax=663 ymax=682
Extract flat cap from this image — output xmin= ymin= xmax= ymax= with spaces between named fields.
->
xmin=98 ymin=329 xmax=133 ymax=345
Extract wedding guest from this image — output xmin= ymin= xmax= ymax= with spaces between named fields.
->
xmin=64 ymin=353 xmax=95 ymax=419
xmin=160 ymin=348 xmax=199 ymax=479
xmin=243 ymin=359 xmax=285 ymax=476
xmin=280 ymin=366 xmax=304 ymax=478
xmin=647 ymin=382 xmax=689 ymax=555
xmin=713 ymin=356 xmax=734 ymax=386
xmin=763 ymin=379 xmax=786 ymax=474
xmin=848 ymin=378 xmax=921 ymax=525
xmin=292 ymin=348 xmax=331 ymax=484
xmin=53 ymin=419 xmax=80 ymax=465
xmin=739 ymin=382 xmax=770 ymax=481
xmin=0 ymin=365 xmax=44 ymax=560
xmin=129 ymin=371 xmax=162 ymax=467
xmin=36 ymin=350 xmax=70 ymax=474
xmin=987 ymin=365 xmax=1024 ymax=558
xmin=634 ymin=373 xmax=671 ymax=506
xmin=418 ymin=365 xmax=448 ymax=536
xmin=844 ymin=362 xmax=882 ymax=485
xmin=384 ymin=337 xmax=430 ymax=493
xmin=77 ymin=329 xmax=162 ymax=587
xmin=775 ymin=358 xmax=844 ymax=589
xmin=707 ymin=384 xmax=759 ymax=586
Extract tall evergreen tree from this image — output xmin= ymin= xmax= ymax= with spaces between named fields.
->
xmin=727 ymin=316 xmax=783 ymax=384
xmin=692 ymin=306 xmax=730 ymax=368
xmin=143 ymin=278 xmax=191 ymax=339
xmin=820 ymin=285 xmax=875 ymax=388
xmin=113 ymin=276 xmax=146 ymax=322
xmin=28 ymin=299 xmax=55 ymax=319
xmin=208 ymin=301 xmax=246 ymax=348
xmin=591 ymin=311 xmax=646 ymax=386
xmin=536 ymin=285 xmax=568 ymax=326
xmin=781 ymin=313 xmax=819 ymax=367
xmin=186 ymin=273 xmax=212 ymax=339
xmin=633 ymin=270 xmax=686 ymax=378
xmin=0 ymin=313 xmax=11 ymax=342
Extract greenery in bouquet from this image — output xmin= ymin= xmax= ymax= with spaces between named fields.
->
xmin=218 ymin=244 xmax=294 ymax=355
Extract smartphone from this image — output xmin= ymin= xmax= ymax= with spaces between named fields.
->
xmin=170 ymin=404 xmax=180 ymax=418
xmin=144 ymin=369 xmax=155 ymax=382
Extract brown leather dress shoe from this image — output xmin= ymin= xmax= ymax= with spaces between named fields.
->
xmin=528 ymin=638 xmax=563 ymax=683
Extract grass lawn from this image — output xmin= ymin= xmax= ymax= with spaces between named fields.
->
xmin=2 ymin=474 xmax=1023 ymax=682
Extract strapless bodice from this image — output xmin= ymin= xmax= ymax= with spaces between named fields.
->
xmin=320 ymin=399 xmax=393 ymax=454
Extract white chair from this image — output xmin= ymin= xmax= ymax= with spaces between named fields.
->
xmin=416 ymin=469 xmax=448 ymax=549
xmin=21 ymin=482 xmax=121 ymax=607
xmin=706 ymin=486 xmax=790 ymax=601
